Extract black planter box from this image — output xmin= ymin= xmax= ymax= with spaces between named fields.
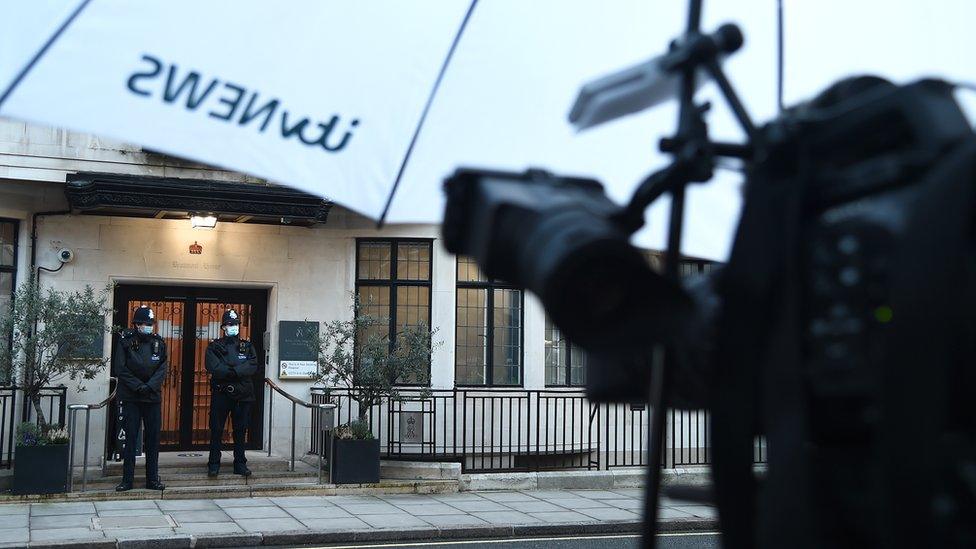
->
xmin=12 ymin=444 xmax=70 ymax=495
xmin=330 ymin=438 xmax=380 ymax=484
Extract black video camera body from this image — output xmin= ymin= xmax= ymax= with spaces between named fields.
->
xmin=442 ymin=76 xmax=976 ymax=548
xmin=443 ymin=168 xmax=691 ymax=354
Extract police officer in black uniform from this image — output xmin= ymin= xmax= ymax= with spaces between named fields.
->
xmin=112 ymin=305 xmax=167 ymax=491
xmin=205 ymin=309 xmax=258 ymax=477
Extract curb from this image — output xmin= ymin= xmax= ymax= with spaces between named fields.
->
xmin=16 ymin=518 xmax=718 ymax=548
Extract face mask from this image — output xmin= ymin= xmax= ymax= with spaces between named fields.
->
xmin=137 ymin=325 xmax=153 ymax=335
xmin=225 ymin=325 xmax=240 ymax=337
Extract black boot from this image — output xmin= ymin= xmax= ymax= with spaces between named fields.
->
xmin=115 ymin=481 xmax=133 ymax=492
xmin=145 ymin=479 xmax=166 ymax=490
xmin=233 ymin=465 xmax=252 ymax=477
xmin=207 ymin=465 xmax=219 ymax=477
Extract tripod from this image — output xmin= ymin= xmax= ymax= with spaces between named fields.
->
xmin=612 ymin=1 xmax=761 ymax=546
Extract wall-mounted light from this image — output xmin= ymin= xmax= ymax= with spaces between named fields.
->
xmin=190 ymin=213 xmax=217 ymax=229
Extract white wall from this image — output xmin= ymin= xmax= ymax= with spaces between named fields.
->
xmin=32 ymin=207 xmax=458 ymax=462
xmin=1 ymin=183 xmax=555 ymax=464
xmin=0 ymin=120 xmax=266 ymax=185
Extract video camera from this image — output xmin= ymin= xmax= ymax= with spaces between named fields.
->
xmin=441 ymin=1 xmax=976 ymax=547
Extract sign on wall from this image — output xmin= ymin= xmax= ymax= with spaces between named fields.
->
xmin=399 ymin=411 xmax=424 ymax=445
xmin=277 ymin=320 xmax=319 ymax=380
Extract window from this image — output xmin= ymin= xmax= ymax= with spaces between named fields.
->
xmin=0 ymin=220 xmax=16 ymax=315
xmin=537 ymin=249 xmax=715 ymax=387
xmin=643 ymin=250 xmax=717 ymax=276
xmin=355 ymin=239 xmax=432 ymax=384
xmin=455 ymin=256 xmax=523 ymax=386
xmin=0 ymin=220 xmax=17 ymax=372
xmin=545 ymin=317 xmax=586 ymax=386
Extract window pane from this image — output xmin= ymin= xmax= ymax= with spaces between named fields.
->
xmin=643 ymin=250 xmax=664 ymax=273
xmin=396 ymin=242 xmax=431 ymax=281
xmin=456 ymin=256 xmax=487 ymax=283
xmin=395 ymin=285 xmax=431 ymax=384
xmin=570 ymin=344 xmax=587 ymax=386
xmin=0 ymin=222 xmax=14 ymax=267
xmin=455 ymin=288 xmax=487 ymax=385
xmin=0 ymin=272 xmax=11 ymax=377
xmin=491 ymin=289 xmax=522 ymax=386
xmin=357 ymin=286 xmax=390 ymax=345
xmin=396 ymin=286 xmax=430 ymax=330
xmin=358 ymin=242 xmax=391 ymax=280
xmin=545 ymin=317 xmax=567 ymax=385
xmin=0 ymin=272 xmax=12 ymax=322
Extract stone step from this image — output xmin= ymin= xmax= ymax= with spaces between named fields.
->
xmin=99 ymin=456 xmax=296 ymax=476
xmin=74 ymin=469 xmax=324 ymax=489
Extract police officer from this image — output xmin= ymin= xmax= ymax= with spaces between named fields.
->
xmin=205 ymin=309 xmax=258 ymax=477
xmin=112 ymin=305 xmax=167 ymax=491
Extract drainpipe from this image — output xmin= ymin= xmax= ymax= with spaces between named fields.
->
xmin=21 ymin=209 xmax=71 ymax=422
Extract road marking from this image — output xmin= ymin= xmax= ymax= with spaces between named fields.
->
xmin=308 ymin=532 xmax=721 ymax=548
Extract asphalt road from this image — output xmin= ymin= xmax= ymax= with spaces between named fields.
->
xmin=296 ymin=532 xmax=722 ymax=549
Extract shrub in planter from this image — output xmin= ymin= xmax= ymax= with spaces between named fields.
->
xmin=12 ymin=423 xmax=70 ymax=495
xmin=0 ymin=279 xmax=110 ymax=494
xmin=311 ymin=296 xmax=441 ymax=485
xmin=0 ymin=278 xmax=112 ymax=431
xmin=330 ymin=420 xmax=380 ymax=484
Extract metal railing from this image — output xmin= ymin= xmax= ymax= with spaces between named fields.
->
xmin=264 ymin=378 xmax=336 ymax=484
xmin=0 ymin=387 xmax=16 ymax=468
xmin=22 ymin=386 xmax=67 ymax=426
xmin=67 ymin=377 xmax=117 ymax=492
xmin=0 ymin=385 xmax=69 ymax=469
xmin=311 ymin=387 xmax=766 ymax=473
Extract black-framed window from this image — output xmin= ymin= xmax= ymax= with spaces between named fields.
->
xmin=455 ymin=256 xmax=523 ymax=386
xmin=539 ymin=249 xmax=716 ymax=387
xmin=644 ymin=250 xmax=717 ymax=276
xmin=0 ymin=219 xmax=18 ymax=376
xmin=355 ymin=239 xmax=433 ymax=384
xmin=545 ymin=317 xmax=586 ymax=386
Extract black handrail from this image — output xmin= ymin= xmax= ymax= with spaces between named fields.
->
xmin=67 ymin=377 xmax=117 ymax=492
xmin=264 ymin=378 xmax=335 ymax=483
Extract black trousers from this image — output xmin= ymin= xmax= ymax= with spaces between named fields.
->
xmin=121 ymin=400 xmax=161 ymax=484
xmin=208 ymin=391 xmax=252 ymax=469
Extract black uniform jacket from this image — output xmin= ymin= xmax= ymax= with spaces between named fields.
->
xmin=205 ymin=336 xmax=259 ymax=402
xmin=112 ymin=330 xmax=168 ymax=403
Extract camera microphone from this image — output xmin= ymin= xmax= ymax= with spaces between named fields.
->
xmin=569 ymin=23 xmax=743 ymax=131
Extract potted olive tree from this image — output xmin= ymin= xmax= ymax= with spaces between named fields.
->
xmin=313 ymin=298 xmax=438 ymax=484
xmin=0 ymin=277 xmax=111 ymax=494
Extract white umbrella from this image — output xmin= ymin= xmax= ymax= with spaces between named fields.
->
xmin=2 ymin=1 xmax=975 ymax=261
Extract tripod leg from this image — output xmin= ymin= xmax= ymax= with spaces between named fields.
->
xmin=642 ymin=345 xmax=671 ymax=548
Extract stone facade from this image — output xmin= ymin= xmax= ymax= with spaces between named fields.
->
xmin=0 ymin=120 xmax=555 ymax=465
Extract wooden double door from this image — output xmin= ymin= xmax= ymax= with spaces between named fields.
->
xmin=111 ymin=285 xmax=268 ymax=451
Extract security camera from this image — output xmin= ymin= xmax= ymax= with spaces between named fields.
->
xmin=57 ymin=248 xmax=74 ymax=264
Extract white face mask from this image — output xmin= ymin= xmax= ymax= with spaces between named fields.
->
xmin=137 ymin=325 xmax=153 ymax=335
xmin=224 ymin=325 xmax=240 ymax=337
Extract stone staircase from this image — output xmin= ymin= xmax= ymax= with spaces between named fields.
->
xmin=67 ymin=451 xmax=327 ymax=498
xmin=18 ymin=451 xmax=460 ymax=501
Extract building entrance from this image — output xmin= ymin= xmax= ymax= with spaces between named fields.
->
xmin=110 ymin=285 xmax=268 ymax=452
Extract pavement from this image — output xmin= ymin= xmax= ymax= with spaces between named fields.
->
xmin=0 ymin=488 xmax=716 ymax=548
